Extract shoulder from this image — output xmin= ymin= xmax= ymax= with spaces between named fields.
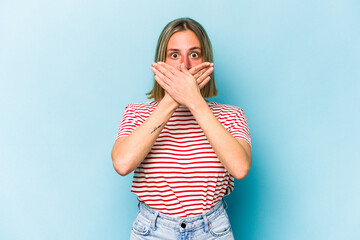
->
xmin=207 ymin=101 xmax=245 ymax=115
xmin=125 ymin=101 xmax=158 ymax=111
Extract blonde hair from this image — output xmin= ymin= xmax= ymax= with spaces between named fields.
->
xmin=146 ymin=18 xmax=218 ymax=102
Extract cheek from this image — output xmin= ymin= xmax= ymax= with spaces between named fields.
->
xmin=165 ymin=59 xmax=181 ymax=69
xmin=165 ymin=59 xmax=178 ymax=66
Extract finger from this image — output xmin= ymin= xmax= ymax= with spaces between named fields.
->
xmin=197 ymin=66 xmax=214 ymax=84
xmin=154 ymin=75 xmax=171 ymax=92
xmin=152 ymin=62 xmax=176 ymax=80
xmin=188 ymin=62 xmax=211 ymax=75
xmin=199 ymin=76 xmax=211 ymax=89
xmin=157 ymin=62 xmax=181 ymax=76
xmin=193 ymin=68 xmax=207 ymax=80
xmin=152 ymin=66 xmax=171 ymax=87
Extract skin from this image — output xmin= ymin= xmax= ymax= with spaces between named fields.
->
xmin=111 ymin=30 xmax=252 ymax=180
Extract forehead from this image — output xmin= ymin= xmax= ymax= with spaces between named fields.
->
xmin=167 ymin=30 xmax=201 ymax=49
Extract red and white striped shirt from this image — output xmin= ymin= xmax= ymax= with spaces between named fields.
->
xmin=116 ymin=101 xmax=251 ymax=217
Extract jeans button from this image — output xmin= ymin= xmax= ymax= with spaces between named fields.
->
xmin=181 ymin=222 xmax=186 ymax=228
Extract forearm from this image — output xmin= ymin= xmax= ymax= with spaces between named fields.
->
xmin=112 ymin=96 xmax=178 ymax=176
xmin=187 ymin=97 xmax=252 ymax=180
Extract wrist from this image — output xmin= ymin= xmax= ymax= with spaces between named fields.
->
xmin=187 ymin=95 xmax=207 ymax=113
xmin=159 ymin=94 xmax=179 ymax=111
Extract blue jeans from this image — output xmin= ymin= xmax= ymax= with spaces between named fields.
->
xmin=129 ymin=199 xmax=235 ymax=240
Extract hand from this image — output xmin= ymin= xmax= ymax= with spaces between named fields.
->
xmin=188 ymin=62 xmax=215 ymax=89
xmin=152 ymin=62 xmax=214 ymax=106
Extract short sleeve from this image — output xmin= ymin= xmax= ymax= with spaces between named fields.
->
xmin=116 ymin=104 xmax=140 ymax=139
xmin=228 ymin=108 xmax=251 ymax=146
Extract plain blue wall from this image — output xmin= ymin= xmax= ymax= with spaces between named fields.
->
xmin=1 ymin=0 xmax=359 ymax=239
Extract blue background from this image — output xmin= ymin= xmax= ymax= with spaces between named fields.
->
xmin=1 ymin=0 xmax=359 ymax=239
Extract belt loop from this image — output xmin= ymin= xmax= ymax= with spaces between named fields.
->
xmin=222 ymin=198 xmax=228 ymax=210
xmin=202 ymin=213 xmax=209 ymax=233
xmin=151 ymin=212 xmax=159 ymax=231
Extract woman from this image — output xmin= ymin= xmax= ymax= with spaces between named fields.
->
xmin=112 ymin=18 xmax=251 ymax=240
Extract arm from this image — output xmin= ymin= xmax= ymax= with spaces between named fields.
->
xmin=187 ymin=97 xmax=252 ymax=180
xmin=152 ymin=62 xmax=252 ymax=179
xmin=111 ymin=94 xmax=178 ymax=176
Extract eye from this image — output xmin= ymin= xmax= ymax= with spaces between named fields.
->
xmin=170 ymin=52 xmax=179 ymax=58
xmin=191 ymin=52 xmax=199 ymax=58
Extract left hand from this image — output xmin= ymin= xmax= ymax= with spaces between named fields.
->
xmin=188 ymin=62 xmax=215 ymax=89
xmin=152 ymin=62 xmax=213 ymax=106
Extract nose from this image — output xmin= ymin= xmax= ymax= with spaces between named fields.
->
xmin=180 ymin=56 xmax=191 ymax=70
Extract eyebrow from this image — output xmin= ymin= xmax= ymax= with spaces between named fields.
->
xmin=167 ymin=47 xmax=201 ymax=52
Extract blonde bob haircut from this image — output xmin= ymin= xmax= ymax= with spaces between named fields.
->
xmin=147 ymin=18 xmax=218 ymax=102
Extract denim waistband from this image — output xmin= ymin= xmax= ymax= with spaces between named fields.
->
xmin=137 ymin=199 xmax=228 ymax=233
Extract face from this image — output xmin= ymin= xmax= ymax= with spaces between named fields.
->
xmin=165 ymin=30 xmax=203 ymax=70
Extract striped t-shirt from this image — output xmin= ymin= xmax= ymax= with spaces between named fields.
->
xmin=116 ymin=101 xmax=251 ymax=217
